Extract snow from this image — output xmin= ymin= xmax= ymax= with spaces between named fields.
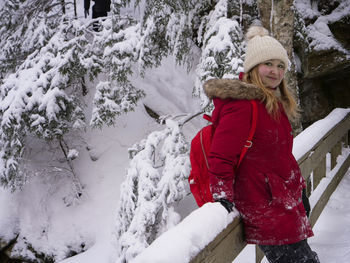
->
xmin=0 ymin=1 xmax=350 ymax=263
xmin=293 ymin=108 xmax=350 ymax=160
xmin=131 ymin=202 xmax=238 ymax=263
xmin=294 ymin=0 xmax=350 ymax=54
xmin=0 ymin=54 xmax=348 ymax=263
xmin=125 ymin=158 xmax=350 ymax=263
xmin=309 ymin=169 xmax=350 ymax=262
xmin=0 ymin=61 xmax=348 ymax=263
xmin=0 ymin=54 xmax=201 ymax=262
xmin=308 ymin=148 xmax=350 ymax=210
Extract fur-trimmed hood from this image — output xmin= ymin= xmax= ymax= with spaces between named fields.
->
xmin=203 ymin=78 xmax=264 ymax=101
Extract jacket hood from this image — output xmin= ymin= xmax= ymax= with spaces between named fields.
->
xmin=203 ymin=78 xmax=264 ymax=101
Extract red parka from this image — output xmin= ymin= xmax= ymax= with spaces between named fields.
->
xmin=204 ymin=79 xmax=314 ymax=245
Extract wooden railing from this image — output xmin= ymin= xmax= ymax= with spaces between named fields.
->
xmin=190 ymin=110 xmax=350 ymax=263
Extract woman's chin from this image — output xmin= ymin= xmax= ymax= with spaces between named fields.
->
xmin=266 ymin=85 xmax=278 ymax=90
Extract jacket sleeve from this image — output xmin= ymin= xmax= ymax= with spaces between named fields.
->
xmin=208 ymin=100 xmax=252 ymax=203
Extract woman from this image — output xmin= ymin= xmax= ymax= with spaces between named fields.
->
xmin=204 ymin=26 xmax=320 ymax=262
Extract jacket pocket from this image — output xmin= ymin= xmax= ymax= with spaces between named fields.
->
xmin=263 ymin=174 xmax=273 ymax=204
xmin=264 ymin=173 xmax=299 ymax=210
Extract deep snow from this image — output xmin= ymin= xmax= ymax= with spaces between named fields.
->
xmin=0 ymin=0 xmax=350 ymax=262
xmin=0 ymin=45 xmax=349 ymax=263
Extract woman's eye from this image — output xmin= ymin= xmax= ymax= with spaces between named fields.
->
xmin=265 ymin=62 xmax=272 ymax=66
xmin=278 ymin=64 xmax=285 ymax=69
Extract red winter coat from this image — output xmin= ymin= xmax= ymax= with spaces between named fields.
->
xmin=204 ymin=79 xmax=314 ymax=245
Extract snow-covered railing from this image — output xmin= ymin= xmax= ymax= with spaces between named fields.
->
xmin=296 ymin=109 xmax=350 ymax=227
xmin=132 ymin=108 xmax=350 ymax=263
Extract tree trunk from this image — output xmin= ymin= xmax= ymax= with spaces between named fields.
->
xmin=257 ymin=0 xmax=302 ymax=133
xmin=74 ymin=0 xmax=77 ymax=18
xmin=61 ymin=0 xmax=66 ymax=14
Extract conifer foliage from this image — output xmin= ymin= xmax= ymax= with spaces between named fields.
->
xmin=114 ymin=0 xmax=257 ymax=261
xmin=0 ymin=0 xmax=257 ymax=261
xmin=116 ymin=118 xmax=190 ymax=262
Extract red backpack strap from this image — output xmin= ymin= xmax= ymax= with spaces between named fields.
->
xmin=203 ymin=114 xmax=212 ymax=122
xmin=237 ymin=100 xmax=258 ymax=166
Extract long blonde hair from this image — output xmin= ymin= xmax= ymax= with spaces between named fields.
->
xmin=243 ymin=66 xmax=300 ymax=121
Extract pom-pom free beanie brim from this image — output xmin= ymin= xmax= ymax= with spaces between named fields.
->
xmin=243 ymin=26 xmax=289 ymax=73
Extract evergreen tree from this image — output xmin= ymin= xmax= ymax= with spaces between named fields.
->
xmin=0 ymin=0 xmax=61 ymax=76
xmin=0 ymin=16 xmax=90 ymax=189
xmin=115 ymin=118 xmax=190 ymax=263
xmin=0 ymin=1 xmax=146 ymax=190
xmin=114 ymin=0 xmax=259 ymax=261
xmin=0 ymin=0 xmax=259 ymax=260
xmin=195 ymin=0 xmax=245 ymax=107
xmin=0 ymin=0 xmax=83 ymax=189
xmin=90 ymin=16 xmax=145 ymax=127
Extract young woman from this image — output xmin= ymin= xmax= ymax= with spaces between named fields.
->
xmin=204 ymin=26 xmax=320 ymax=263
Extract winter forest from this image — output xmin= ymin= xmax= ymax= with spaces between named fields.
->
xmin=0 ymin=0 xmax=349 ymax=262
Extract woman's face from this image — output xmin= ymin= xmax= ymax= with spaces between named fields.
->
xmin=257 ymin=59 xmax=286 ymax=89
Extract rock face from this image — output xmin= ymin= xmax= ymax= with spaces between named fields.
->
xmin=293 ymin=0 xmax=350 ymax=128
xmin=299 ymin=66 xmax=350 ymax=127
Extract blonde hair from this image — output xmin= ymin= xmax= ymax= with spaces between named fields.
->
xmin=243 ymin=66 xmax=300 ymax=121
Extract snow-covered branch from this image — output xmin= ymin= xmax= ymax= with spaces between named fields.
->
xmin=115 ymin=118 xmax=191 ymax=262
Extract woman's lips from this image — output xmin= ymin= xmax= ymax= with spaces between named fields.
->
xmin=267 ymin=76 xmax=277 ymax=80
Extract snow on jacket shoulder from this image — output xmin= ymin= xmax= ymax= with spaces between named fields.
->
xmin=203 ymin=78 xmax=313 ymax=245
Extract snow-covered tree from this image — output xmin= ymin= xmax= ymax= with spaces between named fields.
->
xmin=0 ymin=16 xmax=93 ymax=190
xmin=0 ymin=0 xmax=260 ymax=260
xmin=113 ymin=0 xmax=259 ymax=261
xmin=0 ymin=0 xmax=252 ymax=191
xmin=0 ymin=1 xmax=81 ymax=189
xmin=195 ymin=0 xmax=245 ymax=106
xmin=0 ymin=1 xmax=145 ymax=190
xmin=115 ymin=118 xmax=190 ymax=263
xmin=0 ymin=0 xmax=63 ymax=76
xmin=90 ymin=16 xmax=145 ymax=127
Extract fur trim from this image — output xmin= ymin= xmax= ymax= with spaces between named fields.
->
xmin=203 ymin=79 xmax=264 ymax=100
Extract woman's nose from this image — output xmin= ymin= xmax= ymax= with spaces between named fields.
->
xmin=270 ymin=66 xmax=278 ymax=75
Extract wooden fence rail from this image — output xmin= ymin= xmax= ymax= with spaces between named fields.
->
xmin=190 ymin=111 xmax=350 ymax=263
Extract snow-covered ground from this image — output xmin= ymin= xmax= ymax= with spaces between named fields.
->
xmin=0 ymin=55 xmax=201 ymax=262
xmin=309 ymin=169 xmax=350 ymax=262
xmin=0 ymin=1 xmax=349 ymax=261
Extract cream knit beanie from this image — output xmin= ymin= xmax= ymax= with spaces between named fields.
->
xmin=243 ymin=26 xmax=289 ymax=73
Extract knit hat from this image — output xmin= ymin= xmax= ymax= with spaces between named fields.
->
xmin=243 ymin=26 xmax=289 ymax=73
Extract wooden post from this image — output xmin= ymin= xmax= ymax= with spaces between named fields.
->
xmin=306 ymin=175 xmax=312 ymax=197
xmin=342 ymin=133 xmax=348 ymax=146
xmin=255 ymin=245 xmax=264 ymax=263
xmin=313 ymin=156 xmax=326 ymax=190
xmin=330 ymin=141 xmax=342 ymax=170
xmin=310 ymin=154 xmax=350 ymax=227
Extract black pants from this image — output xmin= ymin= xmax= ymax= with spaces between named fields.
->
xmin=259 ymin=240 xmax=320 ymax=263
